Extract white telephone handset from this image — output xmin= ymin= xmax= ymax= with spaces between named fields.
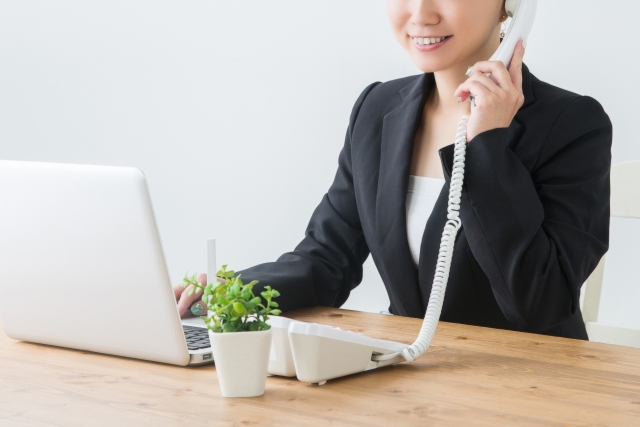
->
xmin=269 ymin=0 xmax=538 ymax=385
xmin=490 ymin=0 xmax=537 ymax=70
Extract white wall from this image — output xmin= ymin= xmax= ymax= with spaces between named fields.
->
xmin=0 ymin=1 xmax=637 ymax=328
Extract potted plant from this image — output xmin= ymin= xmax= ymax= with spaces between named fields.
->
xmin=181 ymin=264 xmax=281 ymax=398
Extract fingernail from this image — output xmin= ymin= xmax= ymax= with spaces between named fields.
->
xmin=522 ymin=38 xmax=527 ymax=49
xmin=465 ymin=66 xmax=473 ymax=76
xmin=190 ymin=302 xmax=204 ymax=316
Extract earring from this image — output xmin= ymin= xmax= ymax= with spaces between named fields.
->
xmin=500 ymin=18 xmax=507 ymax=38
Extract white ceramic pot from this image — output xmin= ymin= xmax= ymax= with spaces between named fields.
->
xmin=208 ymin=328 xmax=273 ymax=398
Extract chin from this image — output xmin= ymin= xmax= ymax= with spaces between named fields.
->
xmin=403 ymin=38 xmax=459 ymax=73
xmin=405 ymin=47 xmax=453 ymax=74
xmin=409 ymin=56 xmax=452 ymax=74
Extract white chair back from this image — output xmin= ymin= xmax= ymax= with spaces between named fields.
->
xmin=580 ymin=160 xmax=640 ymax=347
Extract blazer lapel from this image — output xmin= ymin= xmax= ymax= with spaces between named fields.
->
xmin=375 ymin=72 xmax=434 ymax=317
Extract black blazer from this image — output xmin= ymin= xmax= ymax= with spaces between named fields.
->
xmin=237 ymin=63 xmax=612 ymax=340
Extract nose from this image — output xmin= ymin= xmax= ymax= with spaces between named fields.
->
xmin=410 ymin=0 xmax=441 ymax=28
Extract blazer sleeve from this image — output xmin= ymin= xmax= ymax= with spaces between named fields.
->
xmin=233 ymin=81 xmax=381 ymax=313
xmin=453 ymin=95 xmax=612 ymax=332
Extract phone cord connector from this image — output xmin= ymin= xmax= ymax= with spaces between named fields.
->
xmin=373 ymin=114 xmax=469 ymax=363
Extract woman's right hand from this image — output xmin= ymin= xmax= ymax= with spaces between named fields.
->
xmin=173 ymin=273 xmax=226 ymax=318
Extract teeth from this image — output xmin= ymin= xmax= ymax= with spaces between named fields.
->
xmin=414 ymin=36 xmax=446 ymax=46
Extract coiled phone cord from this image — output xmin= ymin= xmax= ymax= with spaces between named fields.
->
xmin=373 ymin=114 xmax=469 ymax=363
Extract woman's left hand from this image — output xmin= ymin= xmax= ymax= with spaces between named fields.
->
xmin=454 ymin=39 xmax=526 ymax=142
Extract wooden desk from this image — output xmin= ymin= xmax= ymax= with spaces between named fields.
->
xmin=1 ymin=307 xmax=640 ymax=426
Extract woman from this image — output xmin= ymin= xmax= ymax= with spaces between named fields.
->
xmin=175 ymin=0 xmax=612 ymax=340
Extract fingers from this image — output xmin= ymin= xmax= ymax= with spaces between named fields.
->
xmin=173 ymin=283 xmax=184 ymax=301
xmin=465 ymin=71 xmax=502 ymax=94
xmin=466 ymin=60 xmax=512 ymax=88
xmin=456 ymin=52 xmax=525 ymax=104
xmin=455 ymin=80 xmax=492 ymax=103
xmin=508 ymin=39 xmax=525 ymax=92
xmin=183 ymin=300 xmax=207 ymax=319
xmin=196 ymin=272 xmax=207 ymax=287
xmin=174 ymin=272 xmax=227 ymax=318
xmin=177 ymin=283 xmax=204 ymax=318
xmin=173 ymin=272 xmax=207 ymax=301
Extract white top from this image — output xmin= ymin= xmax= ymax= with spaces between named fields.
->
xmin=405 ymin=175 xmax=445 ymax=267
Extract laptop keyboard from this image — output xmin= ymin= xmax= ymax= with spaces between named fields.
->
xmin=183 ymin=325 xmax=211 ymax=350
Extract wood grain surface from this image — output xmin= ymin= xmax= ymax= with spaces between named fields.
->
xmin=1 ymin=306 xmax=639 ymax=426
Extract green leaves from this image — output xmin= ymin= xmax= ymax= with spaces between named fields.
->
xmin=182 ymin=265 xmax=282 ymax=333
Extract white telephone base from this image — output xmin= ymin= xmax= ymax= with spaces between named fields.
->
xmin=287 ymin=321 xmax=408 ymax=385
xmin=266 ymin=316 xmax=298 ymax=377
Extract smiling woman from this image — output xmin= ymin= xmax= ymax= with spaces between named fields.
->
xmin=175 ymin=0 xmax=612 ymax=341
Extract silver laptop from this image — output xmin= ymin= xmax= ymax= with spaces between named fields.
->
xmin=0 ymin=159 xmax=213 ymax=366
